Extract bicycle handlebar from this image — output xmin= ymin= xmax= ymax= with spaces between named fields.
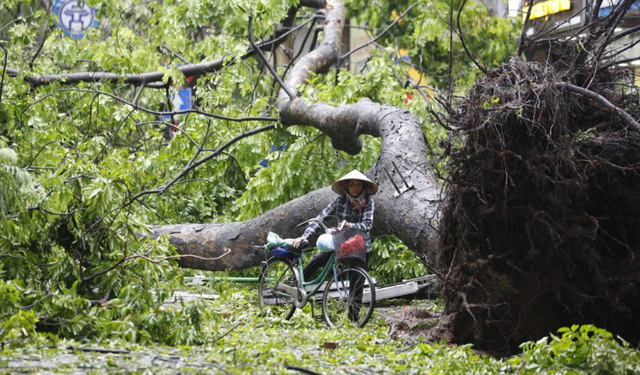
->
xmin=297 ymin=217 xmax=347 ymax=234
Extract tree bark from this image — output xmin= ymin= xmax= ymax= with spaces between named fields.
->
xmin=151 ymin=0 xmax=443 ymax=271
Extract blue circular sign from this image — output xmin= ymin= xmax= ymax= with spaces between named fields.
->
xmin=54 ymin=0 xmax=97 ymax=39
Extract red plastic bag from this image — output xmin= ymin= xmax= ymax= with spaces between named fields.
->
xmin=340 ymin=234 xmax=365 ymax=255
xmin=338 ymin=234 xmax=366 ymax=262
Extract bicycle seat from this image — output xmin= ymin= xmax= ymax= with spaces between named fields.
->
xmin=282 ymin=238 xmax=309 ymax=252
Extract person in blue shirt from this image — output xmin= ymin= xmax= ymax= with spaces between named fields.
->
xmin=293 ymin=169 xmax=378 ymax=280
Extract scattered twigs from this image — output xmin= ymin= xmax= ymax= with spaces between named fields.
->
xmin=0 ymin=254 xmax=54 ymax=267
xmin=214 ymin=320 xmax=245 ymax=341
xmin=0 ymin=290 xmax=53 ymax=322
xmin=59 ymin=88 xmax=278 ymax=123
xmin=92 ymin=108 xmax=136 ymax=163
xmin=341 ymin=2 xmax=419 ymax=61
xmin=447 ymin=0 xmax=454 ymax=104
xmin=66 ymin=346 xmax=131 ymax=354
xmin=455 ymin=0 xmax=487 ymax=76
xmin=124 ymin=249 xmax=232 ymax=264
xmin=554 ymin=82 xmax=640 ymax=133
xmin=592 ymin=0 xmax=637 ymax=64
xmin=586 ymin=0 xmax=604 ymax=27
xmin=0 ymin=42 xmax=6 ymax=103
xmin=29 ymin=3 xmax=52 ymax=70
xmin=247 ymin=15 xmax=298 ymax=99
xmin=285 ymin=365 xmax=322 ymax=375
xmin=600 ymin=39 xmax=640 ymax=69
xmin=17 ymin=290 xmax=53 ymax=310
xmin=131 ymin=123 xmax=275 ymax=199
xmin=516 ymin=1 xmax=535 ymax=57
xmin=81 ymin=248 xmax=232 ymax=285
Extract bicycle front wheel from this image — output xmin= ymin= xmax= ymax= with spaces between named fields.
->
xmin=258 ymin=258 xmax=298 ymax=320
xmin=322 ymin=265 xmax=376 ymax=329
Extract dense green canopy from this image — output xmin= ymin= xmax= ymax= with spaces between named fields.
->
xmin=0 ymin=0 xmax=517 ymax=344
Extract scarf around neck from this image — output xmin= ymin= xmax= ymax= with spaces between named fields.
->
xmin=346 ymin=191 xmax=367 ymax=210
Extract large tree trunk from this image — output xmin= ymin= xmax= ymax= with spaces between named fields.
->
xmin=152 ymin=100 xmax=442 ymax=271
xmin=152 ymin=0 xmax=442 ymax=272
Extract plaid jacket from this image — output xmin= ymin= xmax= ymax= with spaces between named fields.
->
xmin=303 ymin=195 xmax=374 ymax=251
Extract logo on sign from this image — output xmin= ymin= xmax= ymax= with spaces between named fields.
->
xmin=56 ymin=0 xmax=96 ymax=38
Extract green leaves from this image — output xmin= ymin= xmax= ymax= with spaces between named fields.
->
xmin=370 ymin=236 xmax=427 ymax=285
xmin=519 ymin=325 xmax=640 ymax=374
xmin=0 ymin=280 xmax=22 ymax=315
xmin=1 ymin=280 xmax=640 ymax=374
xmin=0 ymin=148 xmax=35 ymax=233
xmin=1 ymin=310 xmax=39 ymax=341
xmin=483 ymin=95 xmax=500 ymax=109
xmin=1 ymin=0 xmax=515 ymax=353
xmin=347 ymin=0 xmax=520 ymax=89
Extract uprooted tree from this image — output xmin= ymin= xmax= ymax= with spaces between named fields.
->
xmin=2 ymin=0 xmax=640 ymax=354
xmin=431 ymin=0 xmax=640 ymax=353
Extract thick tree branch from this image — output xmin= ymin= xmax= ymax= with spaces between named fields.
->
xmin=277 ymin=0 xmax=345 ymax=102
xmin=612 ymin=23 xmax=640 ymax=41
xmin=153 ymin=0 xmax=443 ymax=272
xmin=3 ymin=5 xmax=313 ymax=88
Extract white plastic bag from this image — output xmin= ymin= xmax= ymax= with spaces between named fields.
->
xmin=316 ymin=233 xmax=335 ymax=252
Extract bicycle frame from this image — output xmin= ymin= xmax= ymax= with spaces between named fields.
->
xmin=258 ymin=223 xmax=376 ymax=328
xmin=288 ymin=250 xmax=350 ymax=309
xmin=263 ymin=217 xmax=353 ymax=310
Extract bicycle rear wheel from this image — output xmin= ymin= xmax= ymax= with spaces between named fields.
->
xmin=258 ymin=258 xmax=298 ymax=320
xmin=322 ymin=265 xmax=375 ymax=329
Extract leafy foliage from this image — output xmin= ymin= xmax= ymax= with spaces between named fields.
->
xmin=0 ymin=0 xmax=518 ymax=350
xmin=370 ymin=236 xmax=427 ymax=285
xmin=519 ymin=325 xmax=640 ymax=374
xmin=1 ymin=284 xmax=639 ymax=374
xmin=346 ymin=0 xmax=520 ymax=89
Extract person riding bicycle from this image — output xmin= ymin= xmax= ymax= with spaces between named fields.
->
xmin=293 ymin=169 xmax=378 ymax=280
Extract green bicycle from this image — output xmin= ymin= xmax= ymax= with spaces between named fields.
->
xmin=258 ymin=218 xmax=376 ymax=328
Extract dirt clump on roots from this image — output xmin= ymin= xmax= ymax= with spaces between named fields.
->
xmin=431 ymin=56 xmax=640 ymax=356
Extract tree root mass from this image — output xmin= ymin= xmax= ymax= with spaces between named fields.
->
xmin=434 ymin=57 xmax=640 ymax=355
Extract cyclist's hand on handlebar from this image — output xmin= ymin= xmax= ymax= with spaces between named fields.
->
xmin=293 ymin=237 xmax=306 ymax=248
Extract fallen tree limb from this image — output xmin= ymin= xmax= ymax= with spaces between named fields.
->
xmin=151 ymin=0 xmax=443 ymax=272
xmin=555 ymin=82 xmax=640 ymax=133
xmin=66 ymin=346 xmax=130 ymax=354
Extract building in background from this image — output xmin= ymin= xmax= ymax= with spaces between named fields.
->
xmin=513 ymin=0 xmax=640 ymax=83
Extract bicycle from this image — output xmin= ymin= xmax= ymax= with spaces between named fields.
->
xmin=257 ymin=218 xmax=376 ymax=329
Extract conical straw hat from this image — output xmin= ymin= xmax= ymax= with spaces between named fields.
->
xmin=331 ymin=169 xmax=378 ymax=195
